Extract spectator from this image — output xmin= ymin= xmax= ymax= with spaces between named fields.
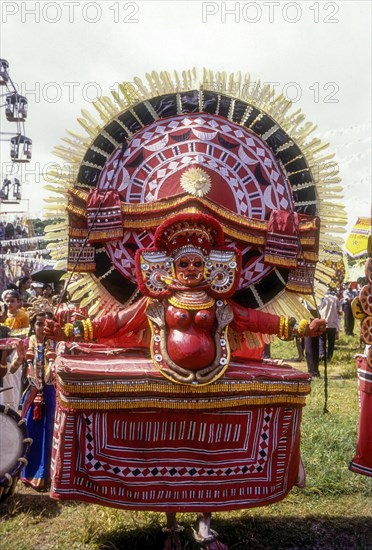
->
xmin=303 ymin=300 xmax=321 ymax=378
xmin=2 ymin=289 xmax=29 ymax=330
xmin=17 ymin=276 xmax=33 ymax=307
xmin=343 ymin=283 xmax=357 ymax=336
xmin=20 ymin=302 xmax=56 ymax=491
xmin=1 ymin=291 xmax=29 ymax=410
xmin=318 ymin=287 xmax=342 ymax=361
xmin=42 ymin=284 xmax=54 ymax=302
xmin=29 ymin=281 xmax=44 ymax=301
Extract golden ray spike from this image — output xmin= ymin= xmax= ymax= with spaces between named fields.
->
xmin=65 ymin=131 xmax=90 ymax=146
xmin=54 ymin=146 xmax=81 ymax=161
xmin=111 ymin=89 xmax=127 ymax=109
xmin=202 ymin=66 xmax=208 ymax=87
xmin=180 ymin=70 xmax=187 ymax=90
xmin=221 ymin=71 xmax=227 ymax=90
xmin=45 ymin=233 xmax=68 ymax=242
xmin=116 ymin=82 xmax=132 ymax=105
xmin=44 ymin=222 xmax=67 ymax=231
xmin=206 ymin=68 xmax=214 ymax=91
xmin=275 ymin=101 xmax=295 ymax=126
xmin=81 ymin=109 xmax=101 ymax=128
xmin=44 ymin=212 xmax=63 ymax=219
xmin=43 ymin=185 xmax=68 ymax=195
xmin=241 ymin=73 xmax=251 ymax=99
xmin=80 ymin=291 xmax=96 ymax=309
xmin=296 ymin=122 xmax=318 ymax=143
xmin=286 ymin=112 xmax=306 ymax=131
xmin=51 ymin=259 xmax=67 ymax=270
xmin=186 ymin=69 xmax=194 ymax=90
xmin=92 ymin=99 xmax=112 ymax=123
xmin=61 ymin=137 xmax=87 ymax=150
xmin=228 ymin=73 xmax=236 ymax=96
xmin=88 ymin=300 xmax=100 ymax=317
xmin=133 ymin=76 xmax=150 ymax=98
xmin=160 ymin=71 xmax=173 ymax=94
xmin=309 ymin=152 xmax=336 ymax=164
xmin=151 ymin=71 xmax=163 ymax=94
xmin=259 ymin=84 xmax=272 ymax=109
xmin=306 ymin=141 xmax=330 ymax=156
xmin=186 ymin=69 xmax=193 ymax=89
xmin=173 ymin=70 xmax=182 ymax=92
xmin=269 ymin=95 xmax=290 ymax=120
xmin=67 ymin=275 xmax=90 ymax=294
xmin=43 ymin=197 xmax=66 ymax=204
xmin=71 ymin=281 xmax=96 ymax=302
xmin=286 ymin=107 xmax=302 ymax=122
xmin=250 ymin=79 xmax=261 ymax=105
xmin=146 ymin=72 xmax=159 ymax=96
xmin=101 ymin=96 xmax=118 ymax=116
xmin=77 ymin=118 xmax=98 ymax=137
xmin=235 ymin=71 xmax=242 ymax=96
xmin=44 ymin=204 xmax=66 ymax=211
xmin=181 ymin=70 xmax=190 ymax=90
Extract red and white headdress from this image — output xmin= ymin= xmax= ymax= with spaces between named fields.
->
xmin=135 ymin=212 xmax=241 ymax=299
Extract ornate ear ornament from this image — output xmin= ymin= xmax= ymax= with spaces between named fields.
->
xmin=205 ymin=249 xmax=241 ymax=297
xmin=136 ymin=250 xmax=174 ymax=298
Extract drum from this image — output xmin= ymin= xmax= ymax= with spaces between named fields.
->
xmin=0 ymin=404 xmax=32 ymax=503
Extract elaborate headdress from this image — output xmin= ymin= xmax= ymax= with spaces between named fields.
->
xmin=27 ymin=298 xmax=54 ymax=320
xmin=45 ymin=68 xmax=346 ymax=319
xmin=135 ymin=212 xmax=241 ymax=298
xmin=155 ymin=213 xmax=223 ymax=257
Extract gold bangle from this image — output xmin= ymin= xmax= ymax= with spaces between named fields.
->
xmin=0 ymin=364 xmax=7 ymax=370
xmin=82 ymin=320 xmax=89 ymax=342
xmin=298 ymin=319 xmax=310 ymax=338
xmin=278 ymin=316 xmax=285 ymax=339
xmin=64 ymin=323 xmax=74 ymax=338
xmin=283 ymin=316 xmax=289 ymax=340
xmin=86 ymin=318 xmax=93 ymax=340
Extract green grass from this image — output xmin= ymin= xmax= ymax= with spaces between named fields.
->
xmin=1 ymin=331 xmax=371 ymax=549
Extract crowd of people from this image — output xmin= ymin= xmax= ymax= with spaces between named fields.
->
xmin=0 ymin=277 xmax=71 ymax=491
xmin=262 ymin=279 xmax=365 ymax=377
xmin=299 ymin=279 xmax=365 ymax=377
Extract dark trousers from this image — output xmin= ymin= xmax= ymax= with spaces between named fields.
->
xmin=319 ymin=327 xmax=337 ymax=361
xmin=304 ymin=335 xmax=320 ymax=375
xmin=343 ymin=303 xmax=355 ymax=335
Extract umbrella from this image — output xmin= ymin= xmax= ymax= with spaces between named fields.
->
xmin=31 ymin=268 xmax=67 ymax=284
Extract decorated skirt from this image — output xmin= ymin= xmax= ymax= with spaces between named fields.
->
xmin=50 ymin=349 xmax=311 ymax=511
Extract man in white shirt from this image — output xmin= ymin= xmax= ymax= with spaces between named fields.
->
xmin=319 ymin=287 xmax=342 ymax=361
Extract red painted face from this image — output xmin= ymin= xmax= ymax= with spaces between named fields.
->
xmin=174 ymin=254 xmax=204 ymax=287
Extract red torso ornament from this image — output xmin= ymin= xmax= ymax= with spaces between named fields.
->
xmin=165 ymin=304 xmax=216 ymax=370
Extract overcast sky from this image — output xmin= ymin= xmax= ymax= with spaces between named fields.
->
xmin=1 ymin=0 xmax=371 ymax=238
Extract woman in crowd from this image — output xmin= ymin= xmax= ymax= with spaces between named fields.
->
xmin=17 ymin=276 xmax=33 ymax=308
xmin=20 ymin=299 xmax=56 ymax=491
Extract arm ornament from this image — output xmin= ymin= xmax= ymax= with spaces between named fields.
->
xmin=278 ymin=316 xmax=309 ymax=340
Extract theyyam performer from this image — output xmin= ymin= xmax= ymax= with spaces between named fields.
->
xmin=44 ymin=68 xmax=346 ymax=549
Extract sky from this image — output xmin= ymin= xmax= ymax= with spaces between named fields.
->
xmin=0 ymin=0 xmax=371 ymax=241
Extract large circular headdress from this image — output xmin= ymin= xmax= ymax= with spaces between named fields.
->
xmin=45 ymin=69 xmax=346 ymax=318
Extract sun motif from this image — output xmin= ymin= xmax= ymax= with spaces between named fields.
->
xmin=180 ymin=167 xmax=212 ymax=197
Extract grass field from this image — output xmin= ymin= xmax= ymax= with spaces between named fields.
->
xmin=1 ymin=332 xmax=371 ymax=549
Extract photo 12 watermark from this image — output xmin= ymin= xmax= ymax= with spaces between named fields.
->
xmin=203 ymin=80 xmax=340 ymax=104
xmin=1 ymin=1 xmax=140 ymax=24
xmin=201 ymin=2 xmax=340 ymax=24
xmin=9 ymin=81 xmax=140 ymax=104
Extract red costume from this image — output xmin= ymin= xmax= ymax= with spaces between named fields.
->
xmin=46 ymin=69 xmax=340 ymax=549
